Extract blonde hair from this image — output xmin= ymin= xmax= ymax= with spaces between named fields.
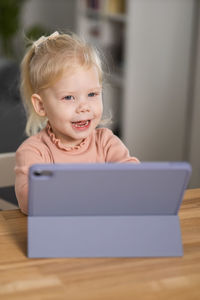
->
xmin=20 ymin=31 xmax=103 ymax=136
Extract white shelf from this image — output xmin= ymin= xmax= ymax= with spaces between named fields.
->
xmin=84 ymin=8 xmax=127 ymax=23
xmin=76 ymin=0 xmax=126 ymax=135
xmin=109 ymin=72 xmax=124 ymax=87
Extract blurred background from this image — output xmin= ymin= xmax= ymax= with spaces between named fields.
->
xmin=0 ymin=0 xmax=199 ymax=205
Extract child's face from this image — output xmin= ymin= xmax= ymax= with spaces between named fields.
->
xmin=32 ymin=65 xmax=103 ymax=147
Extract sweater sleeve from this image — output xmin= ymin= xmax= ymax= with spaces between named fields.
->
xmin=100 ymin=128 xmax=139 ymax=163
xmin=15 ymin=141 xmax=50 ymax=215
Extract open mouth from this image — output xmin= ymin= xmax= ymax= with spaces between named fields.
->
xmin=72 ymin=120 xmax=91 ymax=129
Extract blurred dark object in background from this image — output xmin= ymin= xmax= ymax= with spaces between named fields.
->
xmin=0 ymin=58 xmax=26 ymax=207
xmin=0 ymin=0 xmax=25 ymax=58
xmin=0 ymin=59 xmax=26 ymax=152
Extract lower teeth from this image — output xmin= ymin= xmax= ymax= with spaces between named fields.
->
xmin=74 ymin=121 xmax=89 ymax=128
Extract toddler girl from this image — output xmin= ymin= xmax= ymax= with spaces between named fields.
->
xmin=15 ymin=31 xmax=139 ymax=215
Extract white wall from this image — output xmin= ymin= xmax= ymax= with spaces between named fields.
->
xmin=189 ymin=5 xmax=200 ymax=188
xmin=122 ymin=0 xmax=195 ymax=162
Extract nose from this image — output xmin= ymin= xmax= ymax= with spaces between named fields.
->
xmin=76 ymin=98 xmax=90 ymax=113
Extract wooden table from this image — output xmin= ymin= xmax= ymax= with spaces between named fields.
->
xmin=0 ymin=189 xmax=200 ymax=300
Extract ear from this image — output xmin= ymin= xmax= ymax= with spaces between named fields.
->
xmin=31 ymin=93 xmax=46 ymax=117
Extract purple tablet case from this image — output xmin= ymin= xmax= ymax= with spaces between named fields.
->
xmin=28 ymin=162 xmax=191 ymax=258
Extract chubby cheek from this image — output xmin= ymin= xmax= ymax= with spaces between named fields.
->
xmin=95 ymin=100 xmax=103 ymax=118
xmin=46 ymin=108 xmax=69 ymax=125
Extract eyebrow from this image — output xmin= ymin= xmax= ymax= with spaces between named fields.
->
xmin=88 ymin=87 xmax=102 ymax=91
xmin=57 ymin=87 xmax=102 ymax=94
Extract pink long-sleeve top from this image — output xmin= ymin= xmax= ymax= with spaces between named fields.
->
xmin=15 ymin=125 xmax=139 ymax=215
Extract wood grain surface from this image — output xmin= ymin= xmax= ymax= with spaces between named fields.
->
xmin=0 ymin=189 xmax=200 ymax=300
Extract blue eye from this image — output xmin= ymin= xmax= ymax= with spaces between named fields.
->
xmin=88 ymin=92 xmax=97 ymax=97
xmin=63 ymin=95 xmax=74 ymax=101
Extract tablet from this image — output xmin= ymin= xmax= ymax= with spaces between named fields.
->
xmin=28 ymin=162 xmax=191 ymax=257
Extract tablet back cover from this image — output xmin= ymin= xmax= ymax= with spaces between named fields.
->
xmin=28 ymin=162 xmax=191 ymax=217
xmin=28 ymin=162 xmax=191 ymax=257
